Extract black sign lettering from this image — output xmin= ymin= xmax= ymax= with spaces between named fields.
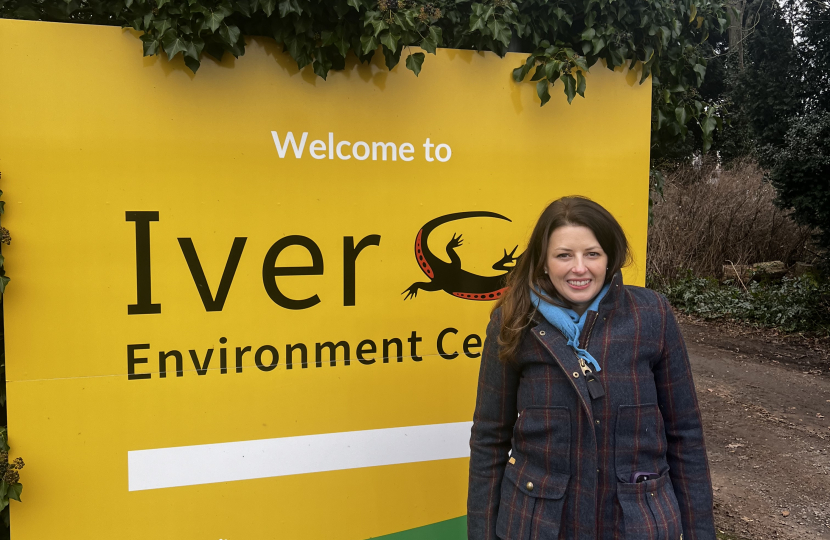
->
xmin=178 ymin=238 xmax=247 ymax=312
xmin=343 ymin=234 xmax=380 ymax=306
xmin=262 ymin=235 xmax=324 ymax=310
xmin=126 ymin=211 xmax=161 ymax=315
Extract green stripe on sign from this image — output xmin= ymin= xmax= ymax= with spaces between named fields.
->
xmin=369 ymin=516 xmax=467 ymax=539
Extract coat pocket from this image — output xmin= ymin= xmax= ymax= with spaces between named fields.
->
xmin=614 ymin=403 xmax=668 ymax=483
xmin=617 ymin=472 xmax=682 ymax=540
xmin=495 ymin=458 xmax=570 ymax=540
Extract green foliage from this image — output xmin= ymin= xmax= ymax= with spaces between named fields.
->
xmin=0 ymin=0 xmax=730 ymax=227
xmin=737 ymin=0 xmax=801 ymax=163
xmin=0 ymin=427 xmax=24 ymax=531
xmin=0 ymin=0 xmax=728 ymax=124
xmin=710 ymin=84 xmax=754 ymax=164
xmin=665 ymin=0 xmax=802 ymax=167
xmin=768 ymin=110 xmax=830 ymax=252
xmin=0 ymin=0 xmax=117 ymax=23
xmin=661 ymin=272 xmax=830 ymax=335
xmin=800 ymin=0 xmax=830 ymax=113
xmin=506 ymin=0 xmax=727 ymax=149
xmin=702 ymin=0 xmax=830 ymax=254
xmin=646 ymin=7 xmax=727 ymax=156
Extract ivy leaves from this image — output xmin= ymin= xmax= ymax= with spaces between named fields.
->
xmin=468 ymin=1 xmax=516 ymax=50
xmin=0 ymin=0 xmax=729 ymax=151
xmin=405 ymin=51 xmax=425 ymax=75
xmin=129 ymin=0 xmax=245 ymax=72
xmin=0 ymin=427 xmax=23 ymax=526
xmin=125 ymin=0 xmax=450 ymax=77
xmin=514 ymin=41 xmax=589 ymax=105
xmin=643 ymin=1 xmax=727 ymax=153
xmin=360 ymin=1 xmax=443 ymax=76
xmin=506 ymin=0 xmax=728 ymax=152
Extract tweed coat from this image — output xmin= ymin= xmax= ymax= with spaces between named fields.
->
xmin=467 ymin=272 xmax=715 ymax=540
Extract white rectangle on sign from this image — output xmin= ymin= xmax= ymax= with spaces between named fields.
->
xmin=127 ymin=421 xmax=473 ymax=491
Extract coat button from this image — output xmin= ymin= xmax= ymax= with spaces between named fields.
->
xmin=539 ymin=331 xmax=545 ymax=336
xmin=526 ymin=481 xmax=534 ymax=491
xmin=595 ymin=419 xmax=600 ymax=425
xmin=573 ymin=372 xmax=579 ymax=378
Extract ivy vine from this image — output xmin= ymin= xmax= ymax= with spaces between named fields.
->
xmin=0 ymin=428 xmax=23 ymax=530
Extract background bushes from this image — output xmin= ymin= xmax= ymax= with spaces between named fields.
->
xmin=647 ymin=159 xmax=826 ymax=335
xmin=647 ymin=158 xmax=813 ymax=287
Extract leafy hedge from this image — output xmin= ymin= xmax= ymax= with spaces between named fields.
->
xmin=661 ymin=272 xmax=830 ymax=335
xmin=0 ymin=0 xmax=728 ymax=153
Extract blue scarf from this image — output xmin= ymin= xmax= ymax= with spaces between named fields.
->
xmin=530 ymin=283 xmax=610 ymax=373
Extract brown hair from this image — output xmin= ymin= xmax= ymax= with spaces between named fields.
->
xmin=496 ymin=196 xmax=631 ymax=362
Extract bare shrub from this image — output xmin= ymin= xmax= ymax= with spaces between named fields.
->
xmin=647 ymin=158 xmax=812 ymax=286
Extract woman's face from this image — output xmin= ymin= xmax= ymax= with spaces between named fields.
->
xmin=545 ymin=225 xmax=608 ymax=315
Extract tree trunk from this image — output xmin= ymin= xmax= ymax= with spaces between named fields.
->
xmin=728 ymin=0 xmax=747 ymax=70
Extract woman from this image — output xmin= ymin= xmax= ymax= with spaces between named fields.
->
xmin=468 ymin=197 xmax=714 ymax=540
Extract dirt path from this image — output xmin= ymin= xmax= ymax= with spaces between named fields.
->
xmin=681 ymin=319 xmax=830 ymax=539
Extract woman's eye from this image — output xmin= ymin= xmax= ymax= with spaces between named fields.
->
xmin=556 ymin=253 xmax=570 ymax=259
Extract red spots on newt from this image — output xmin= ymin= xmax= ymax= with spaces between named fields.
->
xmin=452 ymin=288 xmax=507 ymax=301
xmin=415 ymin=229 xmax=434 ymax=279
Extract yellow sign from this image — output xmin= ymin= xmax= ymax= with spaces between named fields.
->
xmin=0 ymin=19 xmax=651 ymax=539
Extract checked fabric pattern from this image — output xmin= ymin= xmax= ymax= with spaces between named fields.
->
xmin=467 ymin=272 xmax=714 ymax=540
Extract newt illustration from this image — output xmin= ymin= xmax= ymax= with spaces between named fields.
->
xmin=402 ymin=211 xmax=520 ymax=301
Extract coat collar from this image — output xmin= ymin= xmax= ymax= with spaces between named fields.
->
xmin=602 ymin=271 xmax=625 ymax=314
